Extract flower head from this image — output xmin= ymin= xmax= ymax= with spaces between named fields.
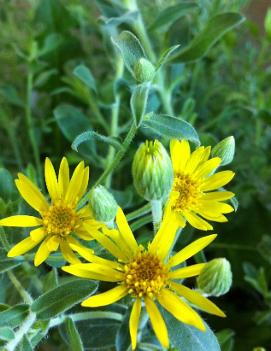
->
xmin=63 ymin=208 xmax=225 ymax=349
xmin=0 ymin=157 xmax=102 ymax=266
xmin=166 ymin=139 xmax=235 ymax=231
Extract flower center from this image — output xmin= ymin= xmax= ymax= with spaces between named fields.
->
xmin=42 ymin=202 xmax=78 ymax=237
xmin=124 ymin=251 xmax=169 ymax=298
xmin=173 ymin=173 xmax=201 ymax=211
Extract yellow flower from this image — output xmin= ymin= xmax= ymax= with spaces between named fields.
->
xmin=166 ymin=139 xmax=235 ymax=231
xmin=0 ymin=157 xmax=102 ymax=266
xmin=63 ymin=208 xmax=225 ymax=350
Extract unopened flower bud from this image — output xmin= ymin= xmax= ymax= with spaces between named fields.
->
xmin=212 ymin=136 xmax=235 ymax=166
xmin=132 ymin=140 xmax=173 ymax=201
xmin=89 ymin=186 xmax=118 ymax=223
xmin=134 ymin=58 xmax=156 ymax=83
xmin=197 ymin=258 xmax=232 ymax=297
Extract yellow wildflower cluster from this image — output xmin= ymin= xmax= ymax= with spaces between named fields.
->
xmin=0 ymin=139 xmax=235 ymax=349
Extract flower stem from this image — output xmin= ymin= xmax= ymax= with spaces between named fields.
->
xmin=150 ymin=200 xmax=162 ymax=233
xmin=126 ymin=203 xmax=151 ymax=221
xmin=5 ymin=311 xmax=36 ymax=351
xmin=7 ymin=271 xmax=33 ymax=304
xmin=80 ymin=122 xmax=138 ymax=206
xmin=4 ymin=272 xmax=35 ymax=351
xmin=25 ymin=67 xmax=42 ymax=181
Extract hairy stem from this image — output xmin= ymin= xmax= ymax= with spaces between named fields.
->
xmin=25 ymin=68 xmax=42 ymax=181
xmin=150 ymin=200 xmax=162 ymax=233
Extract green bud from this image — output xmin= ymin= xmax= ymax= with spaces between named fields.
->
xmin=264 ymin=8 xmax=271 ymax=40
xmin=212 ymin=136 xmax=235 ymax=166
xmin=253 ymin=348 xmax=266 ymax=351
xmin=132 ymin=140 xmax=173 ymax=201
xmin=133 ymin=58 xmax=156 ymax=83
xmin=197 ymin=258 xmax=232 ymax=297
xmin=89 ymin=185 xmax=118 ymax=223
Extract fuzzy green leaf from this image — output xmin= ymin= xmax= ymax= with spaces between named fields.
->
xmin=171 ymin=13 xmax=245 ymax=62
xmin=111 ymin=31 xmax=146 ymax=75
xmin=31 ymin=279 xmax=98 ymax=319
xmin=163 ymin=310 xmax=221 ymax=351
xmin=73 ymin=64 xmax=97 ymax=92
xmin=149 ymin=2 xmax=198 ymax=32
xmin=72 ymin=130 xmax=122 ymax=152
xmin=0 ymin=259 xmax=22 ymax=274
xmin=64 ymin=318 xmax=84 ymax=351
xmin=142 ymin=113 xmax=200 ymax=145
xmin=115 ymin=307 xmax=131 ymax=351
xmin=0 ymin=327 xmax=15 ymax=341
xmin=0 ymin=304 xmax=29 ymax=328
xmin=130 ymin=83 xmax=149 ymax=127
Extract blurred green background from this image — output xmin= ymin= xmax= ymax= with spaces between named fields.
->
xmin=0 ymin=1 xmax=271 ymax=350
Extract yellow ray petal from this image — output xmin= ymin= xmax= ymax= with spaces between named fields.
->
xmin=169 ymin=263 xmax=206 ymax=279
xmin=46 ymin=236 xmax=60 ymax=251
xmin=65 ymin=161 xmax=85 ymax=204
xmin=45 ymin=157 xmax=59 ymax=201
xmin=171 ymin=282 xmax=226 ymax=317
xmin=58 ymin=157 xmax=70 ymax=197
xmin=202 ymin=191 xmax=234 ymax=201
xmin=169 ymin=234 xmax=217 ymax=267
xmin=183 ymin=210 xmax=213 ymax=231
xmin=7 ymin=237 xmax=39 ymax=257
xmin=0 ymin=215 xmax=42 ymax=227
xmin=201 ymin=146 xmax=211 ymax=162
xmin=116 ymin=207 xmax=139 ymax=255
xmin=34 ymin=238 xmax=50 ymax=266
xmin=198 ymin=201 xmax=234 ymax=215
xmin=197 ymin=211 xmax=228 ymax=223
xmin=77 ymin=205 xmax=92 ymax=219
xmin=62 ymin=263 xmax=123 ymax=282
xmin=77 ymin=167 xmax=89 ymax=200
xmin=145 ymin=297 xmax=169 ymax=348
xmin=149 ymin=214 xmax=179 ymax=260
xmin=60 ymin=240 xmax=80 ymax=264
xmin=68 ymin=241 xmax=121 ymax=270
xmin=170 ymin=139 xmax=190 ymax=172
xmin=129 ymin=299 xmax=142 ymax=350
xmin=90 ymin=229 xmax=129 ymax=261
xmin=81 ymin=285 xmax=127 ymax=307
xmin=194 ymin=157 xmax=221 ymax=179
xmin=158 ymin=288 xmax=205 ymax=331
xmin=75 ymin=229 xmax=94 ymax=241
xmin=30 ymin=227 xmax=46 ymax=242
xmin=185 ymin=146 xmax=206 ymax=174
xmin=201 ymin=171 xmax=235 ymax=192
xmin=15 ymin=175 xmax=48 ymax=213
xmin=103 ymin=227 xmax=132 ymax=258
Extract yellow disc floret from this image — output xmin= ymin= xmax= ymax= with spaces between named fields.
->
xmin=173 ymin=173 xmax=202 ymax=211
xmin=124 ymin=249 xmax=169 ymax=298
xmin=42 ymin=201 xmax=79 ymax=237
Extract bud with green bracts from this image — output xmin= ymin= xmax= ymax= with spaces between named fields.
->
xmin=212 ymin=136 xmax=235 ymax=166
xmin=133 ymin=58 xmax=156 ymax=83
xmin=197 ymin=258 xmax=232 ymax=297
xmin=132 ymin=140 xmax=173 ymax=202
xmin=88 ymin=185 xmax=118 ymax=223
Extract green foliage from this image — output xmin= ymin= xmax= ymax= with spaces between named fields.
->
xmin=0 ymin=0 xmax=270 ymax=350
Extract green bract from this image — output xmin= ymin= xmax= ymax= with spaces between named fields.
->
xmin=132 ymin=140 xmax=173 ymax=201
xmin=197 ymin=258 xmax=233 ymax=297
xmin=89 ymin=185 xmax=118 ymax=223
